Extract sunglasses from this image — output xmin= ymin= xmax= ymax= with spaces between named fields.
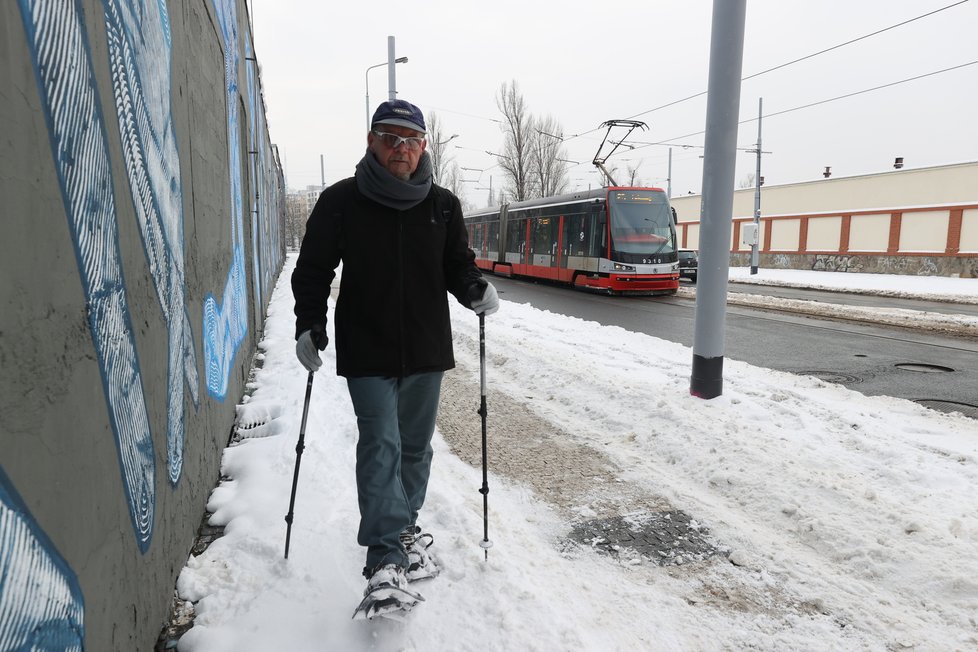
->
xmin=372 ymin=130 xmax=425 ymax=151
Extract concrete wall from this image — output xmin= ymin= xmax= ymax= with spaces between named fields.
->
xmin=671 ymin=162 xmax=978 ymax=277
xmin=0 ymin=0 xmax=285 ymax=649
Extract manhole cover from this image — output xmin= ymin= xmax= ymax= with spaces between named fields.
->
xmin=896 ymin=363 xmax=954 ymax=373
xmin=914 ymin=399 xmax=978 ymax=420
xmin=796 ymin=371 xmax=862 ymax=384
xmin=567 ymin=510 xmax=723 ymax=566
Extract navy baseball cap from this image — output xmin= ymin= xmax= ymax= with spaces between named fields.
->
xmin=371 ymin=99 xmax=426 ymax=134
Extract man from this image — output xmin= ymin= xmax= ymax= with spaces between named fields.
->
xmin=291 ymin=99 xmax=498 ymax=602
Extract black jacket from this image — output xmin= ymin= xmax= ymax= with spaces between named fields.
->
xmin=292 ymin=177 xmax=484 ymax=378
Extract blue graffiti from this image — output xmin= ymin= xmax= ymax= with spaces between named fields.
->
xmin=0 ymin=466 xmax=85 ymax=651
xmin=204 ymin=0 xmax=250 ymax=401
xmin=17 ymin=0 xmax=156 ymax=552
xmin=102 ymin=0 xmax=200 ymax=485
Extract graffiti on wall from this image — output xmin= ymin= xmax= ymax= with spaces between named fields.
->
xmin=203 ymin=0 xmax=250 ymax=401
xmin=9 ymin=0 xmax=284 ymax=643
xmin=103 ymin=0 xmax=200 ymax=485
xmin=17 ymin=0 xmax=158 ymax=552
xmin=811 ymin=255 xmax=866 ymax=273
xmin=0 ymin=465 xmax=85 ymax=650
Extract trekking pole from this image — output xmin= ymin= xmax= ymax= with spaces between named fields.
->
xmin=284 ymin=370 xmax=315 ymax=559
xmin=477 ymin=312 xmax=493 ymax=560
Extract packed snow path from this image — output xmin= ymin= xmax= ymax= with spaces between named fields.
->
xmin=171 ymin=258 xmax=978 ymax=651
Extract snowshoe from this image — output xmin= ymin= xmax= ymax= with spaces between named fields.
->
xmin=352 ymin=585 xmax=424 ymax=620
xmin=352 ymin=563 xmax=425 ymax=621
xmin=401 ymin=525 xmax=439 ymax=582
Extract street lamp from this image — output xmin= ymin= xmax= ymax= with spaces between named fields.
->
xmin=365 ymin=57 xmax=408 ymax=129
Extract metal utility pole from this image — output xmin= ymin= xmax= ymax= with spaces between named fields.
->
xmin=690 ymin=0 xmax=747 ymax=400
xmin=387 ymin=36 xmax=397 ymax=100
xmin=320 ymin=154 xmax=325 ymax=188
xmin=751 ymin=98 xmax=763 ymax=274
xmin=365 ymin=51 xmax=407 ymax=129
xmin=667 ymin=147 xmax=673 ymax=198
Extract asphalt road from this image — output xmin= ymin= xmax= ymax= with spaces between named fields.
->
xmin=486 ymin=274 xmax=978 ymax=420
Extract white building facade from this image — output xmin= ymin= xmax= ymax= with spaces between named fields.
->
xmin=670 ymin=161 xmax=978 ymax=277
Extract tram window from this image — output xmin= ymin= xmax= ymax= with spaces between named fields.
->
xmin=532 ymin=218 xmax=554 ymax=255
xmin=563 ymin=212 xmax=583 ymax=256
xmin=507 ymin=217 xmax=526 ymax=254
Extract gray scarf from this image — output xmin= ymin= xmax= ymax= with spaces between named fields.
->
xmin=355 ymin=149 xmax=433 ymax=210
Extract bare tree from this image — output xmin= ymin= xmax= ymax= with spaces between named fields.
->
xmin=441 ymin=161 xmax=466 ymax=204
xmin=738 ymin=172 xmax=756 ymax=189
xmin=530 ymin=114 xmax=570 ymax=197
xmin=625 ymin=162 xmax=642 ymax=187
xmin=426 ymin=111 xmax=459 ymax=186
xmin=495 ymin=80 xmax=535 ymax=202
xmin=284 ymin=193 xmax=307 ymax=251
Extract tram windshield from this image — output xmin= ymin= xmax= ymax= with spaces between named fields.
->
xmin=607 ymin=189 xmax=675 ymax=256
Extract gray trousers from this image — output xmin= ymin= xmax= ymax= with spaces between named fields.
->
xmin=346 ymin=372 xmax=444 ymax=572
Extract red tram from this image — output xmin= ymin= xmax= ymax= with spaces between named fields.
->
xmin=464 ymin=186 xmax=680 ymax=295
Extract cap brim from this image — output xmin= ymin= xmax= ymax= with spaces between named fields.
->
xmin=373 ymin=118 xmax=426 ymax=134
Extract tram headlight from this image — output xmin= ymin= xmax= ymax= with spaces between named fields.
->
xmin=613 ymin=263 xmax=636 ymax=272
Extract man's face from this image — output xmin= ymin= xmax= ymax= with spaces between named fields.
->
xmin=368 ymin=124 xmax=427 ymax=181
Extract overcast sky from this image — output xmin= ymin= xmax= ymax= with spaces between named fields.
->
xmin=250 ymin=0 xmax=978 ymax=205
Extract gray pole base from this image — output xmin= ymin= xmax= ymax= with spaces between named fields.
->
xmin=690 ymin=355 xmax=724 ymax=399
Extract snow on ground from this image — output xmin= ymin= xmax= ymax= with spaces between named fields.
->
xmin=174 ymin=259 xmax=978 ymax=651
xmin=729 ymin=267 xmax=978 ymax=303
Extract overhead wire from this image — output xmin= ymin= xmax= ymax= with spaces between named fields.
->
xmin=628 ymin=59 xmax=978 ymax=153
xmin=438 ymin=1 xmax=972 ymax=190
xmin=560 ymin=0 xmax=970 ymax=144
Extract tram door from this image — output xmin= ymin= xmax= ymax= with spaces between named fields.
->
xmin=530 ymin=216 xmax=561 ymax=279
xmin=505 ymin=216 xmax=526 ymax=268
xmin=556 ymin=215 xmax=566 ymax=273
xmin=560 ymin=206 xmax=601 ymax=272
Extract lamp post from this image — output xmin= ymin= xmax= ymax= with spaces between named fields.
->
xmin=365 ymin=56 xmax=408 ymax=130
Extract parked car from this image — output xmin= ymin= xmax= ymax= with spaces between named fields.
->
xmin=678 ymin=249 xmax=698 ymax=282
